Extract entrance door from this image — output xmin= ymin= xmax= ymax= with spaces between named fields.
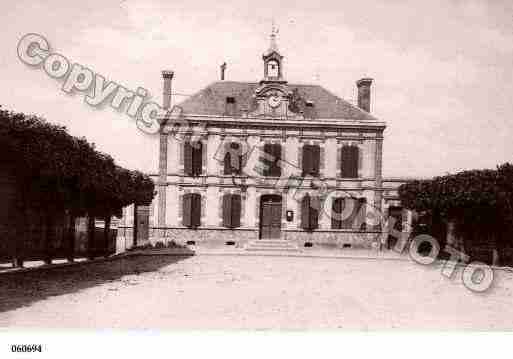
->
xmin=260 ymin=195 xmax=282 ymax=239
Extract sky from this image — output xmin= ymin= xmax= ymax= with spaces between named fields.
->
xmin=1 ymin=0 xmax=512 ymax=177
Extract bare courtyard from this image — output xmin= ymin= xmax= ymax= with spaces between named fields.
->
xmin=0 ymin=254 xmax=512 ymax=330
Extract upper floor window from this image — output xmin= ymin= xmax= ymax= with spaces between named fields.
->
xmin=224 ymin=142 xmax=243 ymax=175
xmin=302 ymin=144 xmax=320 ymax=177
xmin=184 ymin=141 xmax=203 ymax=177
xmin=182 ymin=192 xmax=201 ymax=228
xmin=261 ymin=143 xmax=281 ymax=177
xmin=340 ymin=145 xmax=359 ymax=178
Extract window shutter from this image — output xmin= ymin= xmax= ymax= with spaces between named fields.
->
xmin=340 ymin=198 xmax=351 ymax=229
xmin=312 ymin=145 xmax=320 ymax=177
xmin=341 ymin=146 xmax=349 ymax=178
xmin=222 ymin=194 xmax=232 ymax=227
xmin=261 ymin=143 xmax=272 ymax=177
xmin=310 ymin=196 xmax=320 ymax=229
xmin=231 ymin=194 xmax=241 ymax=228
xmin=341 ymin=198 xmax=358 ymax=229
xmin=302 ymin=145 xmax=310 ymax=176
xmin=358 ymin=198 xmax=367 ymax=230
xmin=301 ymin=194 xmax=310 ymax=229
xmin=350 ymin=146 xmax=359 ymax=178
xmin=182 ymin=193 xmax=192 ymax=227
xmin=357 ymin=146 xmax=363 ymax=176
xmin=184 ymin=142 xmax=193 ymax=176
xmin=191 ymin=193 xmax=201 ymax=228
xmin=331 ymin=197 xmax=342 ymax=229
xmin=223 ymin=152 xmax=232 ymax=175
xmin=271 ymin=143 xmax=282 ymax=177
xmin=202 ymin=141 xmax=207 ymax=173
xmin=192 ymin=141 xmax=203 ymax=176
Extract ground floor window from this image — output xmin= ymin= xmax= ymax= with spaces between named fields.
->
xmin=332 ymin=197 xmax=366 ymax=230
xmin=301 ymin=194 xmax=320 ymax=230
xmin=183 ymin=193 xmax=201 ymax=228
xmin=222 ymin=193 xmax=241 ymax=228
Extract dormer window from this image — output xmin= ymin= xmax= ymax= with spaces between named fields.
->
xmin=225 ymin=96 xmax=236 ymax=116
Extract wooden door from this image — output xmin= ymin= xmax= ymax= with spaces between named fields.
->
xmin=260 ymin=195 xmax=282 ymax=239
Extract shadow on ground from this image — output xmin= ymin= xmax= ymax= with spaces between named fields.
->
xmin=0 ymin=254 xmax=192 ymax=313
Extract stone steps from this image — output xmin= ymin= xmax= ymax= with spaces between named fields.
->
xmin=244 ymin=240 xmax=300 ymax=252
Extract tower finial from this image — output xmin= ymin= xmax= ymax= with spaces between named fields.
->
xmin=269 ymin=18 xmax=279 ymax=53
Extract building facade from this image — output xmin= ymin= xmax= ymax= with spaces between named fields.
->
xmin=119 ymin=33 xmax=411 ymax=250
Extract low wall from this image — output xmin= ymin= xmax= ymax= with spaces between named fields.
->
xmin=116 ymin=226 xmax=381 ymax=251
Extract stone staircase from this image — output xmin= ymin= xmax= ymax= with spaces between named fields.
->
xmin=244 ymin=239 xmax=300 ymax=253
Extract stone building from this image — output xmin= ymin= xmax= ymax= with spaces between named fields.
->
xmin=119 ymin=32 xmax=411 ymax=250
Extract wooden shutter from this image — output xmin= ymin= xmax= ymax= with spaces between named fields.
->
xmin=222 ymin=194 xmax=232 ymax=227
xmin=302 ymin=145 xmax=311 ymax=176
xmin=231 ymin=194 xmax=241 ymax=228
xmin=311 ymin=145 xmax=320 ymax=177
xmin=223 ymin=151 xmax=232 ymax=175
xmin=341 ymin=198 xmax=358 ymax=229
xmin=191 ymin=193 xmax=201 ymax=228
xmin=184 ymin=142 xmax=193 ymax=176
xmin=331 ymin=197 xmax=342 ymax=229
xmin=182 ymin=193 xmax=192 ymax=227
xmin=309 ymin=195 xmax=319 ymax=229
xmin=262 ymin=143 xmax=272 ymax=177
xmin=271 ymin=143 xmax=282 ymax=177
xmin=301 ymin=194 xmax=310 ymax=229
xmin=351 ymin=146 xmax=359 ymax=178
xmin=341 ymin=146 xmax=350 ymax=178
xmin=358 ymin=198 xmax=367 ymax=230
xmin=192 ymin=142 xmax=203 ymax=176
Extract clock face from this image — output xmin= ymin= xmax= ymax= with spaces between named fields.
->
xmin=268 ymin=95 xmax=281 ymax=108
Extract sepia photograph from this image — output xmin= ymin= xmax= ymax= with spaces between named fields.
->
xmin=0 ymin=0 xmax=512 ymax=357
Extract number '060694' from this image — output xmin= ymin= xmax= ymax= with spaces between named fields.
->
xmin=11 ymin=344 xmax=42 ymax=353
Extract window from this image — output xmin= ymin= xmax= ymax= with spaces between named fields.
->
xmin=340 ymin=145 xmax=359 ymax=178
xmin=224 ymin=142 xmax=243 ymax=175
xmin=261 ymin=143 xmax=281 ymax=177
xmin=184 ymin=141 xmax=203 ymax=176
xmin=304 ymin=101 xmax=316 ymax=119
xmin=267 ymin=60 xmax=279 ymax=77
xmin=302 ymin=144 xmax=320 ymax=177
xmin=222 ymin=193 xmax=241 ymax=228
xmin=225 ymin=97 xmax=236 ymax=116
xmin=301 ymin=194 xmax=320 ymax=230
xmin=331 ymin=197 xmax=366 ymax=230
xmin=183 ymin=193 xmax=201 ymax=228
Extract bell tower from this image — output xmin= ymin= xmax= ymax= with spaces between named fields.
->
xmin=262 ymin=25 xmax=285 ymax=83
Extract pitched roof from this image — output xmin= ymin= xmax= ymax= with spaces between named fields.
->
xmin=176 ymin=81 xmax=379 ymax=121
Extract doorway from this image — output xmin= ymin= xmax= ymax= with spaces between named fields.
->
xmin=259 ymin=195 xmax=282 ymax=239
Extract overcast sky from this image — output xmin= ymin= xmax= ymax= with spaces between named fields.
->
xmin=1 ymin=0 xmax=512 ymax=177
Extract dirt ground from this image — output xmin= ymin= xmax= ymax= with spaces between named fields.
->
xmin=0 ymin=254 xmax=512 ymax=329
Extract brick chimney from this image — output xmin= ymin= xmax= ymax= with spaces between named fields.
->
xmin=220 ymin=62 xmax=227 ymax=80
xmin=162 ymin=70 xmax=174 ymax=109
xmin=356 ymin=78 xmax=373 ymax=112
